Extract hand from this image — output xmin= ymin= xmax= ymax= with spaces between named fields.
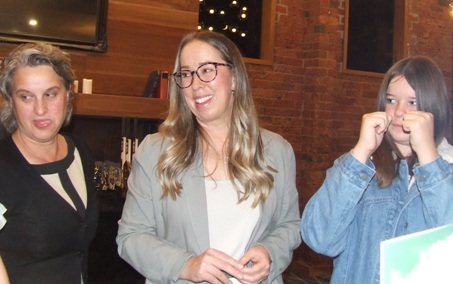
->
xmin=237 ymin=245 xmax=271 ymax=284
xmin=180 ymin=248 xmax=244 ymax=284
xmin=402 ymin=111 xmax=438 ymax=165
xmin=352 ymin=112 xmax=392 ymax=163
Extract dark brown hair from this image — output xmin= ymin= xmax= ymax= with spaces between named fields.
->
xmin=373 ymin=56 xmax=450 ymax=187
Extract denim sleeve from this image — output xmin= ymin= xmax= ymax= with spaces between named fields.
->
xmin=413 ymin=156 xmax=453 ymax=228
xmin=300 ymin=151 xmax=375 ymax=257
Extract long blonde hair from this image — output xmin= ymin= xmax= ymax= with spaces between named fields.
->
xmin=157 ymin=31 xmax=275 ymax=207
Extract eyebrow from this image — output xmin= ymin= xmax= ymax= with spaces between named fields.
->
xmin=15 ymin=86 xmax=61 ymax=94
xmin=179 ymin=61 xmax=215 ymax=70
xmin=385 ymin=92 xmax=416 ymax=100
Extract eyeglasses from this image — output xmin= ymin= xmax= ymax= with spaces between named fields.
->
xmin=172 ymin=62 xmax=232 ymax=89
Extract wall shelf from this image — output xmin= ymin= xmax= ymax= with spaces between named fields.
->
xmin=73 ymin=93 xmax=168 ymax=120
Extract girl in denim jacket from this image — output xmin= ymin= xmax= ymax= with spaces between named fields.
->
xmin=301 ymin=56 xmax=453 ymax=283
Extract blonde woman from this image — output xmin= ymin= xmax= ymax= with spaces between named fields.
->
xmin=117 ymin=31 xmax=301 ymax=284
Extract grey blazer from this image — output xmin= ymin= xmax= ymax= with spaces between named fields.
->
xmin=116 ymin=129 xmax=301 ymax=283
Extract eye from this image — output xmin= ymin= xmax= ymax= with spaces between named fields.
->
xmin=21 ymin=95 xmax=32 ymax=101
xmin=409 ymin=100 xmax=417 ymax=107
xmin=200 ymin=65 xmax=215 ymax=74
xmin=179 ymin=70 xmax=192 ymax=79
xmin=45 ymin=92 xmax=58 ymax=99
xmin=16 ymin=92 xmax=33 ymax=101
xmin=42 ymin=87 xmax=62 ymax=99
xmin=386 ymin=98 xmax=396 ymax=104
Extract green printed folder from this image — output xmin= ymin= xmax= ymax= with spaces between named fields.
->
xmin=380 ymin=223 xmax=453 ymax=284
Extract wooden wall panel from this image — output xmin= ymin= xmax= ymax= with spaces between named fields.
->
xmin=0 ymin=0 xmax=199 ymax=97
xmin=118 ymin=0 xmax=199 ymax=11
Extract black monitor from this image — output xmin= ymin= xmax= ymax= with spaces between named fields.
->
xmin=0 ymin=0 xmax=108 ymax=52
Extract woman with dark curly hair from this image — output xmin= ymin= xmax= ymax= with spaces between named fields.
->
xmin=0 ymin=42 xmax=99 ymax=284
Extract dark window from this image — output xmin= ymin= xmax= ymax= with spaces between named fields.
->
xmin=346 ymin=0 xmax=394 ymax=73
xmin=343 ymin=0 xmax=408 ymax=75
xmin=198 ymin=0 xmax=262 ymax=59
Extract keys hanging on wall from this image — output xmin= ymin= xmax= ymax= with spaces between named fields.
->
xmin=121 ymin=118 xmax=141 ymax=167
xmin=121 ymin=117 xmax=140 ymax=192
xmin=132 ymin=117 xmax=139 ymax=159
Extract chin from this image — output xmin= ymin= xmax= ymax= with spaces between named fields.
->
xmin=388 ymin=132 xmax=410 ymax=146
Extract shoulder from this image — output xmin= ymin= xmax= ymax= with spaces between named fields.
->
xmin=0 ymin=136 xmax=14 ymax=151
xmin=63 ymin=133 xmax=87 ymax=147
xmin=260 ymin=128 xmax=295 ymax=166
xmin=60 ymin=134 xmax=94 ymax=173
xmin=437 ymin=138 xmax=453 ymax=163
xmin=139 ymin=132 xmax=169 ymax=149
xmin=0 ymin=136 xmax=18 ymax=162
xmin=135 ymin=132 xmax=170 ymax=158
xmin=142 ymin=132 xmax=166 ymax=144
xmin=260 ymin=128 xmax=293 ymax=152
xmin=61 ymin=133 xmax=92 ymax=158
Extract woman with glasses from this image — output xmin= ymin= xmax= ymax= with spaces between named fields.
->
xmin=117 ymin=31 xmax=301 ymax=283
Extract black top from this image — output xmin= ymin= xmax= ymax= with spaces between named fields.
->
xmin=0 ymin=134 xmax=99 ymax=284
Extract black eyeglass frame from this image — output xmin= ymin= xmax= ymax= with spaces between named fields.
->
xmin=172 ymin=62 xmax=232 ymax=89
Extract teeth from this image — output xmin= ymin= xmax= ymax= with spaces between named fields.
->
xmin=195 ymin=95 xmax=212 ymax=104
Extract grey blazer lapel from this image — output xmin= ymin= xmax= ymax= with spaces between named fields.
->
xmin=182 ymin=161 xmax=210 ymax=253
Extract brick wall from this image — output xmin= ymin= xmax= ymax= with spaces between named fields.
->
xmin=247 ymin=0 xmax=453 ymax=275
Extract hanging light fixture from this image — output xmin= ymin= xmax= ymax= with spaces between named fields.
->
xmin=449 ymin=2 xmax=453 ymax=18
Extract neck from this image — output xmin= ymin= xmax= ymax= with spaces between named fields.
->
xmin=12 ymin=132 xmax=65 ymax=164
xmin=201 ymin=136 xmax=230 ymax=181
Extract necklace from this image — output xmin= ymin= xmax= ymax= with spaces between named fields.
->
xmin=203 ymin=143 xmax=230 ymax=179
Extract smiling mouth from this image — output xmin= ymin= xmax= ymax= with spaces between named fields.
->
xmin=195 ymin=95 xmax=213 ymax=104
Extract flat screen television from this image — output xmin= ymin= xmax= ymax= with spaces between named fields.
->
xmin=0 ymin=0 xmax=108 ymax=52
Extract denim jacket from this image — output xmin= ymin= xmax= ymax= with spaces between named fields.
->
xmin=300 ymin=138 xmax=453 ymax=284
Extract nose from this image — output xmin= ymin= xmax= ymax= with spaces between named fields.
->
xmin=34 ymin=98 xmax=47 ymax=115
xmin=394 ymin=102 xmax=406 ymax=117
xmin=191 ymin=73 xmax=204 ymax=90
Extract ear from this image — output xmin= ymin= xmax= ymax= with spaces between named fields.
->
xmin=231 ymin=76 xmax=236 ymax=92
